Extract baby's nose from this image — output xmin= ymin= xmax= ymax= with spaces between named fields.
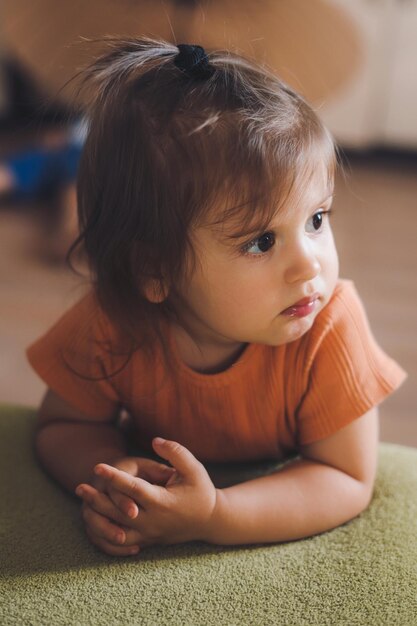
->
xmin=284 ymin=243 xmax=321 ymax=284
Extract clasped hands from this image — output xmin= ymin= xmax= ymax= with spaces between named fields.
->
xmin=75 ymin=437 xmax=219 ymax=556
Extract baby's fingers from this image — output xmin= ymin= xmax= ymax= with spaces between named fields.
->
xmin=107 ymin=486 xmax=139 ymax=520
xmin=139 ymin=460 xmax=177 ymax=486
xmin=82 ymin=502 xmax=128 ymax=546
xmin=76 ymin=484 xmax=130 ymax=525
xmin=84 ymin=522 xmax=140 ymax=557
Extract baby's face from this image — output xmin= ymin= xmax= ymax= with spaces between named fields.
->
xmin=171 ymin=166 xmax=339 ymax=355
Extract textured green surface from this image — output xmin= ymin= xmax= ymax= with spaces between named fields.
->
xmin=1 ymin=405 xmax=416 ymax=625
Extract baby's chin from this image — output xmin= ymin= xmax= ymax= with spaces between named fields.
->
xmin=282 ymin=317 xmax=316 ymax=344
xmin=257 ymin=318 xmax=311 ymax=348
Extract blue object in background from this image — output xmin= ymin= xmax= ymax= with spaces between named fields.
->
xmin=3 ymin=117 xmax=87 ymax=200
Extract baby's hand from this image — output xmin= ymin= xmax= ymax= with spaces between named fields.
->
xmin=92 ymin=438 xmax=218 ymax=550
xmin=77 ymin=483 xmax=142 ymax=556
xmin=75 ymin=456 xmax=176 ymax=556
xmin=100 ymin=456 xmax=178 ymax=517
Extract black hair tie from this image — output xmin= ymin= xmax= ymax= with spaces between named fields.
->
xmin=174 ymin=44 xmax=216 ymax=80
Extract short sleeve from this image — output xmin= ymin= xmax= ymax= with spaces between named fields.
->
xmin=26 ymin=291 xmax=121 ymax=420
xmin=295 ymin=280 xmax=407 ymax=446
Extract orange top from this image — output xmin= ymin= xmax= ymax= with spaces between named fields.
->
xmin=26 ymin=280 xmax=407 ymax=463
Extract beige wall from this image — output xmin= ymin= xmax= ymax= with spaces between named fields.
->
xmin=3 ymin=0 xmax=363 ymax=105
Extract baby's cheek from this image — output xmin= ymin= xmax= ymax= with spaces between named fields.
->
xmin=323 ymin=242 xmax=339 ymax=292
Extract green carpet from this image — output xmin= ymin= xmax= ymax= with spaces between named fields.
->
xmin=1 ymin=405 xmax=416 ymax=625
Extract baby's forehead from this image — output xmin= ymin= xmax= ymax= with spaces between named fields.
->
xmin=203 ymin=170 xmax=334 ymax=243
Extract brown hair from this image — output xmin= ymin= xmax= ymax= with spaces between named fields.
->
xmin=67 ymin=35 xmax=339 ymax=378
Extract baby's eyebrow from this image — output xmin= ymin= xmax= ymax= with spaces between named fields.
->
xmin=210 ymin=220 xmax=268 ymax=244
xmin=213 ymin=193 xmax=335 ymax=244
xmin=317 ymin=192 xmax=334 ymax=205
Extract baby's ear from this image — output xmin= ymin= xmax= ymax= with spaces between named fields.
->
xmin=143 ymin=279 xmax=169 ymax=304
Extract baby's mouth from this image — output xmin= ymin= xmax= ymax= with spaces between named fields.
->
xmin=280 ymin=294 xmax=320 ymax=318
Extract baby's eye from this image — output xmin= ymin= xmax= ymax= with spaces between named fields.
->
xmin=306 ymin=210 xmax=331 ymax=233
xmin=242 ymin=232 xmax=275 ymax=256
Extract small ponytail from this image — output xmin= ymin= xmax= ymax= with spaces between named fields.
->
xmin=74 ymin=36 xmax=179 ymax=107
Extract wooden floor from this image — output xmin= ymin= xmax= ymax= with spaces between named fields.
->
xmin=0 ymin=150 xmax=416 ymax=447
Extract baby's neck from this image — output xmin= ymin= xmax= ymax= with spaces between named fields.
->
xmin=171 ymin=325 xmax=248 ymax=374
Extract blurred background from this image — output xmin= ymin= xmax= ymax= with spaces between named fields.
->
xmin=0 ymin=0 xmax=415 ymax=445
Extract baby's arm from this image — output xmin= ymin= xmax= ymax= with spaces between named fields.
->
xmin=35 ymin=388 xmax=142 ymax=555
xmin=73 ymin=408 xmax=378 ymax=550
xmin=35 ymin=388 xmax=128 ymax=492
xmin=35 ymin=389 xmax=178 ymax=555
xmin=205 ymin=407 xmax=379 ymax=545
